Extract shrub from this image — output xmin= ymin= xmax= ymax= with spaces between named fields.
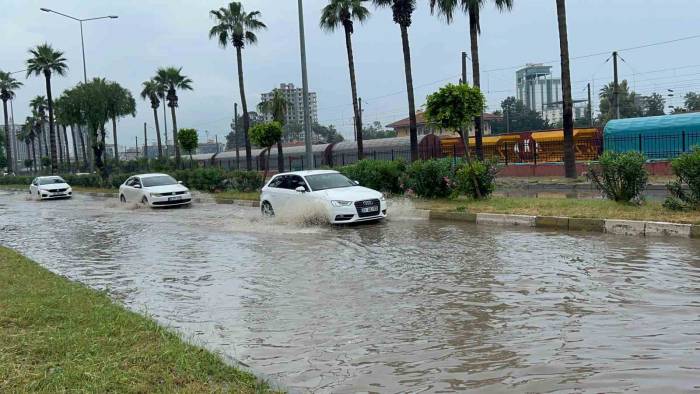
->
xmin=453 ymin=160 xmax=498 ymax=199
xmin=338 ymin=159 xmax=406 ymax=194
xmin=664 ymin=147 xmax=700 ymax=210
xmin=587 ymin=151 xmax=648 ymax=202
xmin=402 ymin=158 xmax=455 ymax=198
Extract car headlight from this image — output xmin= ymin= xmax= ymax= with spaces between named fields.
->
xmin=380 ymin=194 xmax=386 ymax=201
xmin=150 ymin=193 xmax=162 ymax=197
xmin=331 ymin=200 xmax=353 ymax=207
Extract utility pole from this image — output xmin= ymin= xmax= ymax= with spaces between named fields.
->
xmin=613 ymin=51 xmax=620 ymax=119
xmin=461 ymin=51 xmax=468 ymax=85
xmin=215 ymin=134 xmax=219 ymax=153
xmin=357 ymin=97 xmax=362 ymax=141
xmin=587 ymin=83 xmax=593 ymax=126
xmin=297 ymin=0 xmax=314 ymax=169
xmin=234 ymin=103 xmax=239 ymax=167
xmin=143 ymin=122 xmax=148 ymax=160
xmin=135 ymin=136 xmax=138 ymax=158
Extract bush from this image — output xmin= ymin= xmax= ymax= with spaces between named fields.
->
xmin=664 ymin=147 xmax=700 ymax=210
xmin=338 ymin=159 xmax=406 ymax=194
xmin=453 ymin=160 xmax=498 ymax=199
xmin=402 ymin=158 xmax=455 ymax=198
xmin=587 ymin=151 xmax=648 ymax=202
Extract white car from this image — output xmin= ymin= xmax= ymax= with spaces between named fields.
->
xmin=260 ymin=170 xmax=387 ymax=224
xmin=119 ymin=173 xmax=192 ymax=207
xmin=29 ymin=176 xmax=72 ymax=200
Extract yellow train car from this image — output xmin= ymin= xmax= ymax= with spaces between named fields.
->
xmin=530 ymin=128 xmax=601 ymax=162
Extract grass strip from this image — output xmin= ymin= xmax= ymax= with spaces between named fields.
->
xmin=0 ymin=246 xmax=276 ymax=393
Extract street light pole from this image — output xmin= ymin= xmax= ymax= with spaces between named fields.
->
xmin=297 ymin=0 xmax=314 ymax=169
xmin=40 ymin=8 xmax=118 ymax=84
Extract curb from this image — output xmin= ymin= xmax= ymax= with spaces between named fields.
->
xmin=428 ymin=209 xmax=700 ymax=239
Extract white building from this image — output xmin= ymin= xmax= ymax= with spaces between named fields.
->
xmin=261 ymin=83 xmax=318 ymax=128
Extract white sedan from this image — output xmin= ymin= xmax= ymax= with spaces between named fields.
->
xmin=29 ymin=176 xmax=72 ymax=200
xmin=119 ymin=173 xmax=192 ymax=208
xmin=260 ymin=170 xmax=387 ymax=224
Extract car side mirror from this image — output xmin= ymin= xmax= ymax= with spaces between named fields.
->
xmin=134 ymin=184 xmax=142 ymax=189
xmin=178 ymin=181 xmax=183 ymax=184
xmin=353 ymin=180 xmax=360 ymax=185
xmin=295 ymin=186 xmax=306 ymax=193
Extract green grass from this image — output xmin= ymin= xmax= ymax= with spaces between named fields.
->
xmin=213 ymin=190 xmax=261 ymax=203
xmin=415 ymin=196 xmax=700 ymax=224
xmin=0 ymin=246 xmax=277 ymax=393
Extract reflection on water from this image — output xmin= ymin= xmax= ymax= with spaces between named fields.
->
xmin=1 ymin=191 xmax=699 ymax=392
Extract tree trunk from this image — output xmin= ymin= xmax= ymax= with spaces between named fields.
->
xmin=556 ymin=0 xmax=577 ymax=178
xmin=459 ymin=128 xmax=482 ymax=199
xmin=62 ymin=125 xmax=70 ymax=170
xmin=399 ymin=24 xmax=418 ymax=162
xmin=111 ymin=116 xmax=119 ymax=162
xmin=57 ymin=125 xmax=64 ymax=165
xmin=344 ymin=24 xmax=363 ymax=160
xmin=78 ymin=124 xmax=87 ymax=166
xmin=469 ymin=7 xmax=484 ymax=161
xmin=71 ymin=125 xmax=79 ymax=171
xmin=277 ymin=141 xmax=284 ymax=173
xmin=263 ymin=147 xmax=270 ymax=182
xmin=236 ymin=46 xmax=252 ymax=171
xmin=44 ymin=71 xmax=58 ymax=174
xmin=25 ymin=141 xmax=31 ymax=172
xmin=2 ymin=99 xmax=12 ymax=173
xmin=37 ymin=128 xmax=43 ymax=159
xmin=152 ymin=106 xmax=163 ymax=159
xmin=31 ymin=139 xmax=36 ymax=172
xmin=170 ymin=104 xmax=180 ymax=167
xmin=94 ymin=124 xmax=105 ymax=173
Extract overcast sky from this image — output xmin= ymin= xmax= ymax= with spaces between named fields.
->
xmin=2 ymin=0 xmax=699 ymax=147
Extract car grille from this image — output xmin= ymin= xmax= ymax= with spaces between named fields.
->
xmin=51 ymin=188 xmax=67 ymax=193
xmin=157 ymin=191 xmax=186 ymax=196
xmin=152 ymin=198 xmax=191 ymax=206
xmin=354 ymin=199 xmax=380 ymax=218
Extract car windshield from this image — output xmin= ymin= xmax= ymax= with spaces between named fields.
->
xmin=142 ymin=175 xmax=178 ymax=187
xmin=305 ymin=173 xmax=355 ymax=191
xmin=39 ymin=177 xmax=65 ymax=185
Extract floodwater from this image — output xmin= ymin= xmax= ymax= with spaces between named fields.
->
xmin=1 ymin=190 xmax=699 ymax=393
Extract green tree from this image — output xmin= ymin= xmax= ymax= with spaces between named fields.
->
xmin=372 ymin=0 xmax=418 ymax=161
xmin=154 ymin=67 xmax=193 ymax=166
xmin=209 ymin=1 xmax=266 ymax=171
xmin=141 ymin=79 xmax=165 ymax=159
xmin=21 ymin=117 xmax=37 ymax=172
xmin=598 ymin=80 xmax=641 ymax=123
xmin=177 ymin=128 xmax=199 ymax=162
xmin=555 ymin=0 xmax=576 ymax=178
xmin=249 ymin=121 xmax=283 ymax=180
xmin=57 ymin=87 xmax=89 ymax=167
xmin=321 ymin=0 xmax=370 ymax=159
xmin=425 ymin=82 xmax=485 ymax=197
xmin=642 ymin=92 xmax=665 ymax=117
xmin=106 ymin=82 xmax=136 ymax=162
xmin=257 ymin=89 xmax=288 ymax=172
xmin=493 ymin=96 xmax=550 ymax=132
xmin=53 ymin=95 xmax=73 ymax=170
xmin=429 ymin=0 xmax=513 ymax=160
xmin=29 ymin=96 xmax=48 ymax=158
xmin=684 ymin=92 xmax=700 ymax=111
xmin=0 ymin=70 xmax=23 ymax=173
xmin=363 ymin=121 xmax=397 ymax=139
xmin=70 ymin=78 xmax=113 ymax=173
xmin=313 ymin=123 xmax=345 ymax=143
xmin=26 ymin=43 xmax=68 ymax=174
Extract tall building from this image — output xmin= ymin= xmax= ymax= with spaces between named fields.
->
xmin=516 ymin=64 xmax=562 ymax=114
xmin=260 ymin=83 xmax=318 ymax=128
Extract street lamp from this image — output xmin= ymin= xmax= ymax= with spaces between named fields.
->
xmin=40 ymin=8 xmax=118 ymax=83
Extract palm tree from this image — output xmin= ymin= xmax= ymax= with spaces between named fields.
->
xmin=429 ymin=0 xmax=513 ymax=160
xmin=555 ymin=0 xmax=575 ymax=178
xmin=0 ymin=71 xmax=23 ymax=173
xmin=29 ymin=96 xmax=48 ymax=157
xmin=320 ymin=0 xmax=370 ymax=160
xmin=209 ymin=1 xmax=267 ymax=171
xmin=372 ymin=0 xmax=418 ymax=161
xmin=26 ymin=43 xmax=68 ymax=173
xmin=257 ymin=89 xmax=288 ymax=172
xmin=154 ymin=67 xmax=192 ymax=166
xmin=141 ymin=79 xmax=164 ymax=159
xmin=22 ymin=117 xmax=37 ymax=172
xmin=106 ymin=82 xmax=136 ymax=162
xmin=53 ymin=95 xmax=72 ymax=170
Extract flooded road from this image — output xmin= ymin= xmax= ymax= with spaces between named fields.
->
xmin=1 ymin=190 xmax=699 ymax=393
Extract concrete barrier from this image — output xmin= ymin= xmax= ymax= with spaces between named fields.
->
xmin=429 ymin=211 xmax=476 ymax=222
xmin=645 ymin=221 xmax=692 ymax=237
xmin=476 ymin=213 xmax=506 ymax=225
xmin=605 ymin=219 xmax=646 ymax=236
xmin=535 ymin=216 xmax=569 ymax=230
xmin=692 ymin=225 xmax=700 ymax=239
xmin=476 ymin=213 xmax=535 ymax=227
xmin=568 ymin=218 xmax=605 ymax=232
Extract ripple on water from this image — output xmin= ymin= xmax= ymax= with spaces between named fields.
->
xmin=1 ymin=191 xmax=699 ymax=392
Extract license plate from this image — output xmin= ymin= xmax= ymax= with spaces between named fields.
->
xmin=361 ymin=206 xmax=379 ymax=213
xmin=168 ymin=196 xmax=182 ymax=201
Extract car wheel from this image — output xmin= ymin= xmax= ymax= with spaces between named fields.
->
xmin=261 ymin=201 xmax=275 ymax=217
xmin=120 ymin=195 xmax=126 ymax=203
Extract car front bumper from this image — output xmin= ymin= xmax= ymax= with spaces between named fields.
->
xmin=147 ymin=193 xmax=192 ymax=207
xmin=329 ymin=200 xmax=387 ymax=224
xmin=39 ymin=191 xmax=72 ymax=199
